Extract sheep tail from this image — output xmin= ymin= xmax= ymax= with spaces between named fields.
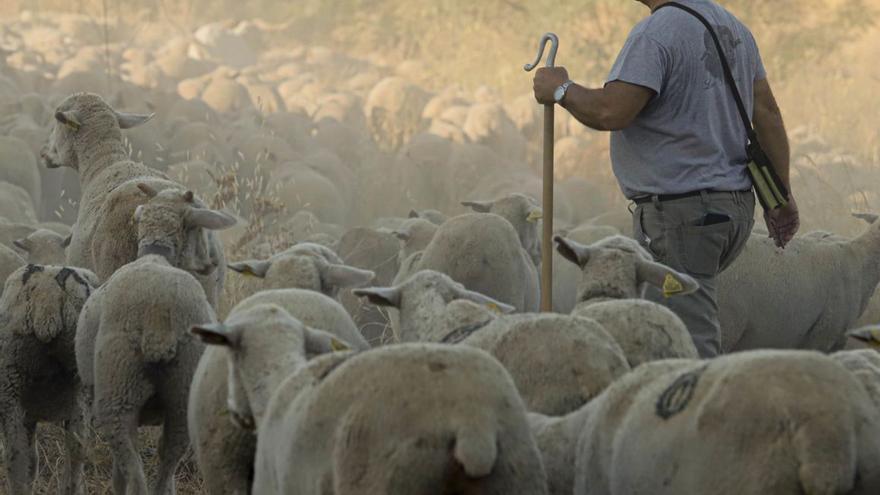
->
xmin=453 ymin=426 xmax=497 ymax=479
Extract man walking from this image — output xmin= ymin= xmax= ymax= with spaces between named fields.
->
xmin=532 ymin=0 xmax=799 ymax=357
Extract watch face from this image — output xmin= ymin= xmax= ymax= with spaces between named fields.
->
xmin=554 ymin=85 xmax=566 ymax=102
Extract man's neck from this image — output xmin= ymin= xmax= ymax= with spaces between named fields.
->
xmin=643 ymin=0 xmax=674 ymax=12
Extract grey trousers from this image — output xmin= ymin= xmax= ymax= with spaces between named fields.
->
xmin=632 ymin=190 xmax=755 ymax=358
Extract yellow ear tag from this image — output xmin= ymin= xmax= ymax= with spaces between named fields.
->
xmin=526 ymin=210 xmax=543 ymax=223
xmin=662 ymin=274 xmax=685 ymax=298
xmin=330 ymin=338 xmax=349 ymax=352
xmin=485 ymin=302 xmax=501 ymax=314
xmin=64 ymin=121 xmax=80 ymax=131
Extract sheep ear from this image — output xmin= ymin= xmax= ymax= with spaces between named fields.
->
xmin=457 ymin=287 xmax=516 ymax=314
xmin=183 ymin=190 xmax=195 ymax=203
xmin=54 ymin=110 xmax=81 ymax=130
xmin=853 ymin=212 xmax=879 ymax=225
xmin=526 ymin=205 xmax=543 ymax=223
xmin=115 ymin=110 xmax=154 ymax=129
xmin=185 ymin=208 xmax=237 ymax=230
xmin=636 ymin=260 xmax=700 ymax=298
xmin=61 ymin=235 xmax=72 ymax=248
xmin=408 ymin=209 xmax=420 ymax=219
xmin=137 ymin=183 xmax=159 ymax=198
xmin=352 ymin=286 xmax=401 ymax=308
xmin=190 ymin=323 xmax=237 ymax=347
xmin=228 ymin=260 xmax=271 ymax=278
xmin=304 ymin=327 xmax=350 ymax=354
xmin=554 ymin=236 xmax=591 ymax=267
xmin=12 ymin=238 xmax=31 ymax=252
xmin=322 ymin=264 xmax=375 ymax=290
xmin=461 ymin=200 xmax=492 ymax=213
xmin=393 ymin=227 xmax=411 ymax=242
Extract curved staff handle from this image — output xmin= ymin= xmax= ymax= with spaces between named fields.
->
xmin=523 ymin=33 xmax=559 ymax=71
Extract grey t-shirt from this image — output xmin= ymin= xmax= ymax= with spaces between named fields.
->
xmin=606 ymin=0 xmax=766 ymax=199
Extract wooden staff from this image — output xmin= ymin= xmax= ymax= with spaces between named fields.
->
xmin=524 ymin=33 xmax=559 ymax=312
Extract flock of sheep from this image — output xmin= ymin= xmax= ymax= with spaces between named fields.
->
xmin=1 ymin=9 xmax=880 ymax=495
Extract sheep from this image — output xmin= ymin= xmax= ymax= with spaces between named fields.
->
xmin=0 ymin=135 xmax=41 ymax=211
xmin=408 ymin=208 xmax=447 ymax=225
xmin=42 ymin=93 xmax=231 ymax=306
xmin=832 ymin=348 xmax=880 ymax=410
xmin=391 ymin=217 xmax=438 ymax=263
xmin=190 ymin=305 xmax=549 ymax=494
xmin=335 ymin=227 xmax=402 ymax=345
xmin=0 ymin=264 xmax=97 ymax=495
xmin=355 ymin=270 xmax=631 ymax=415
xmin=13 ymin=228 xmax=69 ymax=265
xmin=552 ymin=224 xmax=620 ymax=314
xmin=188 ymin=288 xmax=370 ymax=495
xmin=0 ymin=181 xmax=38 ymax=224
xmin=461 ymin=192 xmax=542 ymax=266
xmin=227 ymin=242 xmax=375 ymax=304
xmin=555 ymin=235 xmax=701 ymax=367
xmin=574 ymin=351 xmax=880 ymax=495
xmin=0 ymin=243 xmax=25 ymax=298
xmin=717 ymin=216 xmax=880 ymax=352
xmin=405 ymin=213 xmax=539 ymax=312
xmin=364 ymin=76 xmax=430 ymax=152
xmin=75 ymin=254 xmax=215 ymax=494
xmin=133 ymin=184 xmax=237 ymax=305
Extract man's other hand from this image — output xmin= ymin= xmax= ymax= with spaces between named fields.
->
xmin=764 ymin=195 xmax=799 ymax=248
xmin=533 ymin=67 xmax=570 ymax=105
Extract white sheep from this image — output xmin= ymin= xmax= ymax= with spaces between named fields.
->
xmin=75 ymin=254 xmax=215 ymax=494
xmin=461 ymin=192 xmax=542 ymax=266
xmin=188 ymin=288 xmax=370 ymax=495
xmin=832 ymin=348 xmax=880 ymax=410
xmin=391 ymin=217 xmax=438 ymax=264
xmin=190 ymin=304 xmax=549 ymax=494
xmin=13 ymin=228 xmax=70 ymax=265
xmin=355 ymin=270 xmax=631 ymax=415
xmin=718 ymin=217 xmax=880 ymax=351
xmin=0 ymin=264 xmax=97 ymax=494
xmin=0 ymin=242 xmax=25 ymax=298
xmin=42 ymin=93 xmax=230 ymax=307
xmin=227 ymin=242 xmax=375 ymax=302
xmin=574 ymin=351 xmax=880 ymax=495
xmin=555 ymin=235 xmax=701 ymax=367
xmin=403 ymin=213 xmax=539 ymax=312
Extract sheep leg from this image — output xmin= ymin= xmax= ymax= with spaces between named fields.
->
xmin=59 ymin=412 xmax=86 ymax=495
xmin=101 ymin=416 xmax=147 ymax=495
xmin=152 ymin=411 xmax=189 ymax=495
xmin=0 ymin=403 xmax=36 ymax=495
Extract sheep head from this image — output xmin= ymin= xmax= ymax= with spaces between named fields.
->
xmin=190 ymin=304 xmax=347 ymax=428
xmin=134 ymin=185 xmax=236 ymax=267
xmin=353 ymin=269 xmax=514 ymax=342
xmin=555 ymin=235 xmax=699 ymax=303
xmin=41 ymin=92 xmax=153 ymax=170
xmin=228 ymin=253 xmax=374 ymax=298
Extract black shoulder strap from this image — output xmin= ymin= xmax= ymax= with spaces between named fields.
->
xmin=655 ymin=2 xmax=758 ymax=144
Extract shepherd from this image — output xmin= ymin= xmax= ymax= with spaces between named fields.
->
xmin=532 ymin=0 xmax=798 ymax=358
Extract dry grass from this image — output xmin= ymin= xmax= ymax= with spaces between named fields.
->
xmin=0 ymin=424 xmax=204 ymax=494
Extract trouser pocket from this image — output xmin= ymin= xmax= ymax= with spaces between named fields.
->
xmin=676 ymin=221 xmax=732 ymax=277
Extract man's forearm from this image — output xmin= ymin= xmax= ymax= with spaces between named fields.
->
xmin=560 ymin=84 xmax=618 ymax=132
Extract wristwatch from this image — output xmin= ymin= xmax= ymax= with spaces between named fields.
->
xmin=554 ymin=80 xmax=575 ymax=104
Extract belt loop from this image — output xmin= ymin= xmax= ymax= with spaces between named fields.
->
xmin=651 ymin=195 xmax=663 ymax=212
xmin=699 ymin=190 xmax=709 ymax=206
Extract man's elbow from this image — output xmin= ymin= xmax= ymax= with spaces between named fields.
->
xmin=597 ymin=108 xmax=636 ymax=131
